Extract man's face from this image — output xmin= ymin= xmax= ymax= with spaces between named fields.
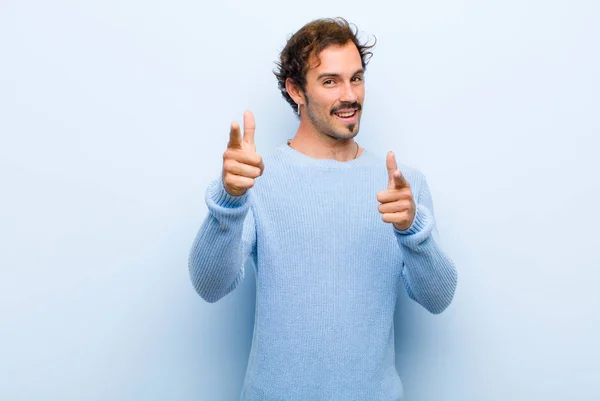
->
xmin=302 ymin=41 xmax=365 ymax=140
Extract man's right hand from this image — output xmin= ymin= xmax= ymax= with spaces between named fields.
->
xmin=222 ymin=110 xmax=264 ymax=196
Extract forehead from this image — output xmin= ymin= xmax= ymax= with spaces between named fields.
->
xmin=307 ymin=42 xmax=362 ymax=76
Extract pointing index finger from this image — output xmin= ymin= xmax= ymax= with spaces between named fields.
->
xmin=386 ymin=151 xmax=409 ymax=189
xmin=386 ymin=151 xmax=398 ymax=188
xmin=386 ymin=151 xmax=398 ymax=176
xmin=393 ymin=170 xmax=409 ymax=189
xmin=243 ymin=110 xmax=256 ymax=145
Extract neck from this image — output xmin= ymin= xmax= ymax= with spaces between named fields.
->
xmin=288 ymin=120 xmax=361 ymax=162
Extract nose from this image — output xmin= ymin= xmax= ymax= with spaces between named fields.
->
xmin=339 ymin=82 xmax=358 ymax=103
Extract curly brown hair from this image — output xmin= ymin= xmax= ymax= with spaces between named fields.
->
xmin=274 ymin=17 xmax=376 ymax=114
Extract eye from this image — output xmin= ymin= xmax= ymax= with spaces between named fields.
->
xmin=351 ymin=76 xmax=363 ymax=83
xmin=323 ymin=79 xmax=335 ymax=86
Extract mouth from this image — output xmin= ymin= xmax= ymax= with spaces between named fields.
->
xmin=332 ymin=109 xmax=359 ymax=122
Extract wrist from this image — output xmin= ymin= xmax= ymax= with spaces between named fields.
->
xmin=394 ymin=204 xmax=432 ymax=236
xmin=208 ymin=178 xmax=250 ymax=208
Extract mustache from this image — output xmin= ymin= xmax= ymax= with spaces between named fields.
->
xmin=331 ymin=102 xmax=362 ymax=115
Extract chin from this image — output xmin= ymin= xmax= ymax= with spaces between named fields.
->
xmin=340 ymin=124 xmax=360 ymax=138
xmin=328 ymin=130 xmax=359 ymax=140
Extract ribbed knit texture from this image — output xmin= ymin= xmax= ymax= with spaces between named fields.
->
xmin=188 ymin=144 xmax=458 ymax=401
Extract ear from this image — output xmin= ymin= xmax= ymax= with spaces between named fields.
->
xmin=285 ymin=78 xmax=304 ymax=107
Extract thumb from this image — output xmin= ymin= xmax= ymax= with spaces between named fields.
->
xmin=228 ymin=122 xmax=242 ymax=149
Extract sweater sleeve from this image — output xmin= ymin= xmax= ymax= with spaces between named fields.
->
xmin=188 ymin=177 xmax=257 ymax=303
xmin=394 ymin=175 xmax=458 ymax=314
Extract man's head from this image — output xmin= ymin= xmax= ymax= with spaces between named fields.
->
xmin=274 ymin=18 xmax=375 ymax=140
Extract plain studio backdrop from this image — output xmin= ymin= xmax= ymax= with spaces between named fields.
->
xmin=1 ymin=0 xmax=599 ymax=400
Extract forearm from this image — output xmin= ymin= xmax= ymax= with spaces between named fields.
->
xmin=395 ymin=204 xmax=458 ymax=314
xmin=188 ymin=178 xmax=253 ymax=303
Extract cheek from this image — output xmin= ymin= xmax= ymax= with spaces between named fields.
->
xmin=311 ymin=97 xmax=336 ymax=114
xmin=308 ymin=89 xmax=348 ymax=115
xmin=357 ymin=88 xmax=365 ymax=103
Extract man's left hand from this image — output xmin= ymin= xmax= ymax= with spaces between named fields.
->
xmin=376 ymin=151 xmax=416 ymax=231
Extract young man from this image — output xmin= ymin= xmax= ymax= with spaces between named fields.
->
xmin=189 ymin=17 xmax=457 ymax=400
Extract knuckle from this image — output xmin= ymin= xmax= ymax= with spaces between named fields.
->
xmin=223 ymin=159 xmax=234 ymax=171
xmin=250 ymin=157 xmax=261 ymax=168
xmin=224 ymin=152 xmax=237 ymax=164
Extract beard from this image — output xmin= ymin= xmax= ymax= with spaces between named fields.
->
xmin=304 ymin=96 xmax=362 ymax=141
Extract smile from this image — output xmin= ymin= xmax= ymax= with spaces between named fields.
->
xmin=335 ymin=110 xmax=356 ymax=118
xmin=333 ymin=109 xmax=359 ymax=122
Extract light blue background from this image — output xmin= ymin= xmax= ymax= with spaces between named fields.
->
xmin=1 ymin=1 xmax=599 ymax=400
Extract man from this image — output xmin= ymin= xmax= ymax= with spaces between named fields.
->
xmin=189 ymin=17 xmax=457 ymax=400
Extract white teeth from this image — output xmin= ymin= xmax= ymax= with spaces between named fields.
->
xmin=336 ymin=111 xmax=355 ymax=118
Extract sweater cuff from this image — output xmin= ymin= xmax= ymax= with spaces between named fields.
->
xmin=205 ymin=178 xmax=250 ymax=209
xmin=393 ymin=203 xmax=434 ymax=246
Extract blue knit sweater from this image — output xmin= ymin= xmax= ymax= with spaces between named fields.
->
xmin=189 ymin=143 xmax=457 ymax=400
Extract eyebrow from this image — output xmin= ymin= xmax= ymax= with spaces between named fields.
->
xmin=316 ymin=69 xmax=364 ymax=80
